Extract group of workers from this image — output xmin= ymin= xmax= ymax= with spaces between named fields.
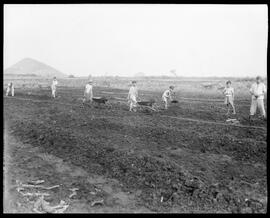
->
xmin=222 ymin=76 xmax=266 ymax=120
xmin=5 ymin=75 xmax=266 ymax=120
xmin=127 ymin=81 xmax=175 ymax=111
xmin=126 ymin=76 xmax=267 ymax=120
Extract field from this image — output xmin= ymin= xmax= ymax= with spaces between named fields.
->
xmin=4 ymin=77 xmax=267 ymax=213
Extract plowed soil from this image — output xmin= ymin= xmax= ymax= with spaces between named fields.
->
xmin=4 ymin=86 xmax=267 ymax=213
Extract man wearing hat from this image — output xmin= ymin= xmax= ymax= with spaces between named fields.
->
xmin=84 ymin=80 xmax=93 ymax=103
xmin=51 ymin=77 xmax=58 ymax=98
xmin=249 ymin=76 xmax=267 ymax=119
xmin=127 ymin=81 xmax=138 ymax=112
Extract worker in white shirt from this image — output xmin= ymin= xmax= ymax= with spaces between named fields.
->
xmin=127 ymin=81 xmax=138 ymax=112
xmin=223 ymin=81 xmax=236 ymax=115
xmin=6 ymin=82 xmax=14 ymax=97
xmin=84 ymin=80 xmax=93 ymax=103
xmin=249 ymin=76 xmax=267 ymax=119
xmin=51 ymin=77 xmax=58 ymax=98
xmin=162 ymin=86 xmax=174 ymax=109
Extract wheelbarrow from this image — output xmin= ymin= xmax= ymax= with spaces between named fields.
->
xmin=92 ymin=97 xmax=108 ymax=104
xmin=137 ymin=100 xmax=158 ymax=112
xmin=83 ymin=96 xmax=111 ymax=108
xmin=92 ymin=97 xmax=112 ymax=108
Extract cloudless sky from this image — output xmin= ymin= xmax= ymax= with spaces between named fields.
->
xmin=4 ymin=4 xmax=268 ymax=77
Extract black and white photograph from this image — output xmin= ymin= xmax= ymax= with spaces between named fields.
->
xmin=3 ymin=4 xmax=267 ymax=213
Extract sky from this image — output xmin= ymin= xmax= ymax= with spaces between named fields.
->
xmin=4 ymin=4 xmax=268 ymax=77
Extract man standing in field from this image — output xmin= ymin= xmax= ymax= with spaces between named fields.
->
xmin=6 ymin=82 xmax=14 ymax=97
xmin=162 ymin=86 xmax=174 ymax=109
xmin=84 ymin=80 xmax=93 ymax=103
xmin=51 ymin=77 xmax=58 ymax=98
xmin=127 ymin=81 xmax=138 ymax=112
xmin=249 ymin=76 xmax=267 ymax=120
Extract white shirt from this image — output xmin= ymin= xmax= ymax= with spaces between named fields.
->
xmin=8 ymin=83 xmax=14 ymax=89
xmin=223 ymin=87 xmax=234 ymax=97
xmin=52 ymin=80 xmax=58 ymax=89
xmin=250 ymin=82 xmax=266 ymax=100
xmin=162 ymin=89 xmax=172 ymax=99
xmin=85 ymin=84 xmax=93 ymax=93
xmin=128 ymin=86 xmax=138 ymax=98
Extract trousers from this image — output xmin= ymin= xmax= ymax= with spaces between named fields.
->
xmin=250 ymin=98 xmax=266 ymax=117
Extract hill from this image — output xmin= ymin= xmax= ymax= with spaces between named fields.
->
xmin=4 ymin=58 xmax=67 ymax=78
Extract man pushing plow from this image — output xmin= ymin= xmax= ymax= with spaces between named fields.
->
xmin=82 ymin=80 xmax=109 ymax=107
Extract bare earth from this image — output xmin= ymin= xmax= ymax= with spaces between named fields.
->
xmin=4 ymin=125 xmax=151 ymax=213
xmin=3 ymin=86 xmax=267 ymax=213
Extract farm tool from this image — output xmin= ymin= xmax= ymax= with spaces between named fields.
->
xmin=93 ymin=97 xmax=113 ymax=108
xmin=137 ymin=100 xmax=160 ymax=112
xmin=83 ymin=97 xmax=112 ymax=108
xmin=92 ymin=97 xmax=109 ymax=104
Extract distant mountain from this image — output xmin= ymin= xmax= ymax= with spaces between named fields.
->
xmin=4 ymin=58 xmax=67 ymax=78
